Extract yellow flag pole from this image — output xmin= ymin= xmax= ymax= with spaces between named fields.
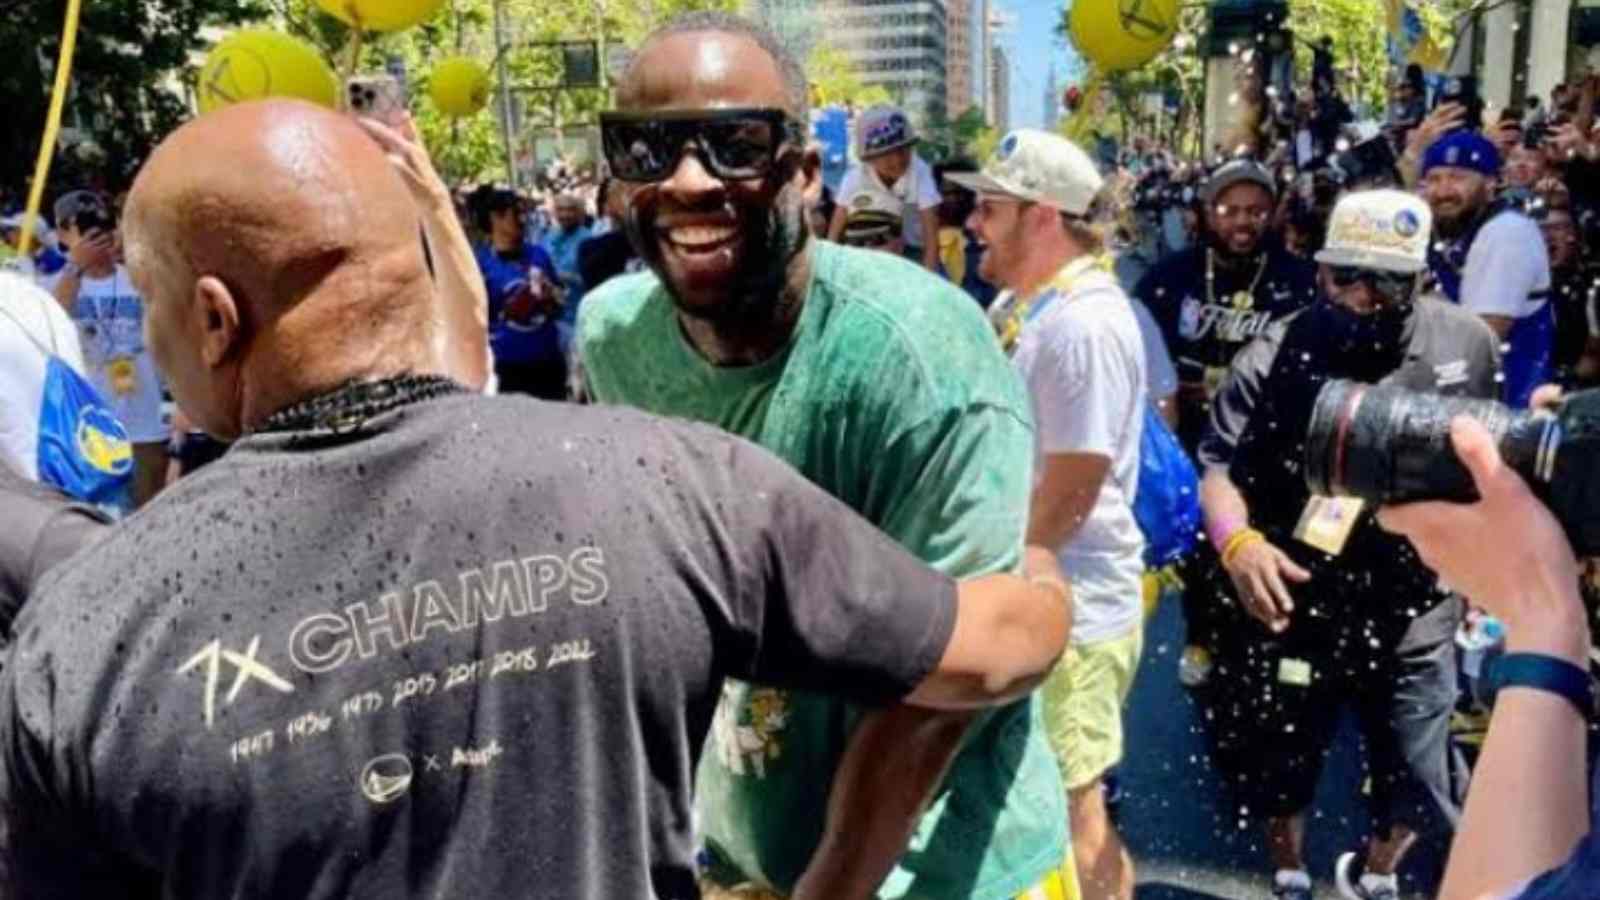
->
xmin=17 ymin=0 xmax=84 ymax=260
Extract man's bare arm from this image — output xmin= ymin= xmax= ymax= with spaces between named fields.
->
xmin=1379 ymin=418 xmax=1590 ymax=899
xmin=790 ymin=705 xmax=976 ymax=900
xmin=1027 ymin=452 xmax=1111 ymax=551
xmin=359 ymin=116 xmax=491 ymax=390
xmin=919 ymin=208 xmax=941 ymax=272
xmin=794 ymin=548 xmax=1071 ymax=900
xmin=1480 ymin=314 xmax=1514 ymax=340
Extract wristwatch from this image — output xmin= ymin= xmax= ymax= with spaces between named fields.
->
xmin=61 ymin=261 xmax=84 ymax=279
xmin=1485 ymin=653 xmax=1595 ymax=719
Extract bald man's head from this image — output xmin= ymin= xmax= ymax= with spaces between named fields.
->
xmin=125 ymin=100 xmax=438 ymax=439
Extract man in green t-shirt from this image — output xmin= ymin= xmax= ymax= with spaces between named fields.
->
xmin=580 ymin=12 xmax=1072 ymax=900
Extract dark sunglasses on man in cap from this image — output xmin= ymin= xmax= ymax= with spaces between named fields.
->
xmin=600 ymin=107 xmax=805 ymax=184
xmin=1327 ymin=264 xmax=1418 ymax=304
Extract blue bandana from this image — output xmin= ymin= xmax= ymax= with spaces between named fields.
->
xmin=1420 ymin=131 xmax=1501 ymax=179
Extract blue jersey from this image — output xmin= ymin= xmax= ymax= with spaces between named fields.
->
xmin=474 ymin=242 xmax=562 ymax=366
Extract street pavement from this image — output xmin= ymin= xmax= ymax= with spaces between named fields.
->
xmin=1119 ymin=596 xmax=1451 ymax=899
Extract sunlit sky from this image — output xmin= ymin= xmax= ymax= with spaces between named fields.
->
xmin=1002 ymin=0 xmax=1084 ymax=129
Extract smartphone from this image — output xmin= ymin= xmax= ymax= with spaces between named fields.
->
xmin=345 ymin=74 xmax=409 ymax=127
xmin=1435 ymin=75 xmax=1483 ymax=132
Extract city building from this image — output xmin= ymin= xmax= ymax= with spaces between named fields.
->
xmin=980 ymin=0 xmax=995 ymax=126
xmin=991 ymin=42 xmax=1011 ymax=134
xmin=947 ymin=0 xmax=976 ymax=118
xmin=1043 ymin=62 xmax=1059 ymax=130
xmin=821 ymin=0 xmax=951 ymax=129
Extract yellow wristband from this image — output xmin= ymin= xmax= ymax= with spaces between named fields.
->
xmin=1220 ymin=528 xmax=1265 ymax=568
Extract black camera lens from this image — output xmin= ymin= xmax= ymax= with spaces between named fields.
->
xmin=1305 ymin=381 xmax=1600 ymax=556
xmin=1304 ymin=380 xmax=1553 ymax=506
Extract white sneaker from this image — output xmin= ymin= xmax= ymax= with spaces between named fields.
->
xmin=1335 ymin=851 xmax=1398 ymax=900
xmin=1274 ymin=868 xmax=1314 ymax=900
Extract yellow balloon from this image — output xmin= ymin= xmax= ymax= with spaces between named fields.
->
xmin=1068 ymin=0 xmax=1181 ymax=72
xmin=314 ymin=0 xmax=446 ymax=33
xmin=429 ymin=57 xmax=492 ymax=118
xmin=197 ymin=29 xmax=338 ymax=115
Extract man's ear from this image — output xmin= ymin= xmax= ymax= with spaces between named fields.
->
xmin=794 ymin=141 xmax=823 ymax=206
xmin=193 ymin=275 xmax=242 ymax=369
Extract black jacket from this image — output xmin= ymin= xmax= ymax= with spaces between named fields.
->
xmin=0 ymin=465 xmax=109 ymax=640
xmin=1198 ymin=296 xmax=1501 ymax=627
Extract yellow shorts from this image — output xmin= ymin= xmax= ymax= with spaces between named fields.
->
xmin=1040 ymin=627 xmax=1144 ymax=791
xmin=1013 ymin=859 xmax=1082 ymax=900
xmin=701 ymin=858 xmax=1082 ymax=900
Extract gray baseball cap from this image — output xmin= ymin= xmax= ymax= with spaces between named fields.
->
xmin=1201 ymin=159 xmax=1277 ymax=207
xmin=53 ymin=189 xmax=111 ymax=229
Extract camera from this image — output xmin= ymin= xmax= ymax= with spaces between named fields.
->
xmin=72 ymin=209 xmax=113 ymax=235
xmin=1327 ymin=136 xmax=1400 ymax=187
xmin=1304 ymin=380 xmax=1600 ymax=555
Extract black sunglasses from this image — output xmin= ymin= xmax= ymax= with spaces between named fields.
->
xmin=600 ymin=107 xmax=804 ymax=184
xmin=1328 ymin=264 xmax=1417 ymax=301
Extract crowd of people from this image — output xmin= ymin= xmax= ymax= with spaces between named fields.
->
xmin=2 ymin=9 xmax=1600 ymax=900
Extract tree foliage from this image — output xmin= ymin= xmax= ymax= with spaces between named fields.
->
xmin=273 ymin=0 xmax=742 ymax=186
xmin=806 ymin=41 xmax=893 ymax=110
xmin=3 ymin=0 xmax=748 ymax=200
xmin=1053 ymin=0 xmax=1489 ymax=155
xmin=1 ymin=0 xmax=267 ymax=198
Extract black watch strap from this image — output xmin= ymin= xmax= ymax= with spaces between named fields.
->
xmin=1486 ymin=652 xmax=1594 ymax=719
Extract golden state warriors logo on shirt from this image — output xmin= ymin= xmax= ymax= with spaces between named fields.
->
xmin=76 ymin=405 xmax=133 ymax=476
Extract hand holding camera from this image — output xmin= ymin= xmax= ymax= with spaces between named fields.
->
xmin=1306 ymin=381 xmax=1600 ymax=557
xmin=1377 ymin=418 xmax=1587 ymax=661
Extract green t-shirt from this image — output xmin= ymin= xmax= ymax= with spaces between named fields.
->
xmin=578 ymin=241 xmax=1067 ymax=899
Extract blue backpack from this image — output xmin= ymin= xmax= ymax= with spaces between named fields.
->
xmin=0 ymin=302 xmax=133 ymax=509
xmin=1010 ymin=265 xmax=1202 ymax=569
xmin=1133 ymin=403 xmax=1201 ymax=568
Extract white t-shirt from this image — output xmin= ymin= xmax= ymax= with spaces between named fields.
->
xmin=1129 ymin=296 xmax=1178 ymax=402
xmin=1012 ymin=264 xmax=1148 ymax=644
xmin=1461 ymin=210 xmax=1551 ymax=320
xmin=0 ymin=272 xmax=88 ymax=480
xmin=46 ymin=266 xmax=166 ymax=443
xmin=836 ymin=155 xmax=941 ymax=248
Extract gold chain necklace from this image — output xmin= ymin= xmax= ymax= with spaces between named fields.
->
xmin=1205 ymin=248 xmax=1268 ymax=311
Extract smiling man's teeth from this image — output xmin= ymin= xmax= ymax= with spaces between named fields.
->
xmin=668 ymin=226 xmax=737 ymax=247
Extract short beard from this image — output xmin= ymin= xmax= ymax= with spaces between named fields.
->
xmin=634 ymin=184 xmax=811 ymax=329
xmin=1205 ymin=227 xmax=1264 ymax=267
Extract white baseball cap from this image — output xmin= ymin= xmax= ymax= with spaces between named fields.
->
xmin=945 ymin=129 xmax=1104 ymax=216
xmin=1315 ymin=189 xmax=1432 ymax=274
xmin=0 ymin=212 xmax=54 ymax=249
xmin=840 ymin=186 xmax=903 ymax=244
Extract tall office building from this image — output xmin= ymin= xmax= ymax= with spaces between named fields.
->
xmin=991 ymin=43 xmax=1011 ymax=134
xmin=1043 ymin=63 xmax=1059 ymax=129
xmin=821 ymin=0 xmax=951 ymax=128
xmin=947 ymin=0 xmax=975 ymax=118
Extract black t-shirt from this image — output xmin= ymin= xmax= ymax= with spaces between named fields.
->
xmin=1136 ymin=242 xmax=1320 ymax=449
xmin=0 ymin=394 xmax=957 ymax=900
xmin=1197 ymin=297 xmax=1501 ymax=619
xmin=0 ymin=465 xmax=109 ymax=639
xmin=1549 ymin=262 xmax=1600 ymax=383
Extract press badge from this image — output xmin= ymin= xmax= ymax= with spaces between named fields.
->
xmin=1293 ymin=495 xmax=1365 ymax=556
xmin=1277 ymin=657 xmax=1313 ymax=687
